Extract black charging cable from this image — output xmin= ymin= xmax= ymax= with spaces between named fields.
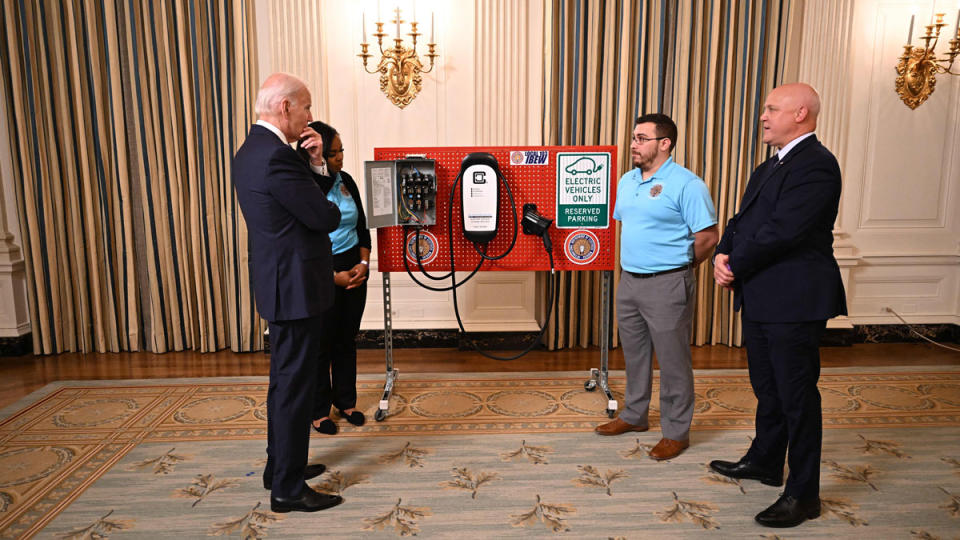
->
xmin=451 ymin=225 xmax=557 ymax=361
xmin=402 ymin=224 xmax=483 ymax=291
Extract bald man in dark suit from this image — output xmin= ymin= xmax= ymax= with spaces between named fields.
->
xmin=710 ymin=83 xmax=847 ymax=528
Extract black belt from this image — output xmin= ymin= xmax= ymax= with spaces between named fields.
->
xmin=625 ymin=263 xmax=692 ymax=279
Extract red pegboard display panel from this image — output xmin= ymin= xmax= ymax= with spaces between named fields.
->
xmin=375 ymin=146 xmax=618 ymax=272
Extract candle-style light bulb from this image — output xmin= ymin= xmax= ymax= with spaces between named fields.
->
xmin=908 ymin=14 xmax=915 ymax=43
xmin=431 ymin=12 xmax=435 ymax=43
xmin=362 ymin=12 xmax=367 ymax=43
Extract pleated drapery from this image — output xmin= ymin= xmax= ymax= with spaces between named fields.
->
xmin=0 ymin=0 xmax=261 ymax=354
xmin=541 ymin=0 xmax=801 ymax=348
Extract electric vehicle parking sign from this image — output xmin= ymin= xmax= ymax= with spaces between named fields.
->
xmin=556 ymin=152 xmax=610 ymax=228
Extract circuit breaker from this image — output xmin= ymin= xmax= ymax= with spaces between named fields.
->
xmin=364 ymin=157 xmax=437 ymax=228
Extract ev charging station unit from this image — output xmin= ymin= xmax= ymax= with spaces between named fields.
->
xmin=365 ymin=146 xmax=618 ymax=421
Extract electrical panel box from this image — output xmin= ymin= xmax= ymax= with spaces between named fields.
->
xmin=364 ymin=157 xmax=437 ymax=228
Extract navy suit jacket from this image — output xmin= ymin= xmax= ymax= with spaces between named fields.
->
xmin=232 ymin=124 xmax=341 ymax=322
xmin=716 ymin=135 xmax=847 ymax=322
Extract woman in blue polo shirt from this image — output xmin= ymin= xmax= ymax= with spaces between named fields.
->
xmin=297 ymin=121 xmax=371 ymax=434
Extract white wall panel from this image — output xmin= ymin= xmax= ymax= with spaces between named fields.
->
xmin=804 ymin=0 xmax=960 ymax=326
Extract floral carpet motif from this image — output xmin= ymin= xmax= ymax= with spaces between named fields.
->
xmin=1 ymin=368 xmax=959 ymax=538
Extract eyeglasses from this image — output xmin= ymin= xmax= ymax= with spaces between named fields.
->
xmin=632 ymin=136 xmax=666 ymax=144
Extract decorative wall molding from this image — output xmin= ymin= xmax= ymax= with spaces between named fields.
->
xmin=857 ymin=253 xmax=960 ymax=265
xmin=809 ymin=0 xmax=960 ymax=326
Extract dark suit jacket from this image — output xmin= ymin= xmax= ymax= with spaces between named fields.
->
xmin=232 ymin=124 xmax=342 ymax=322
xmin=716 ymin=135 xmax=847 ymax=322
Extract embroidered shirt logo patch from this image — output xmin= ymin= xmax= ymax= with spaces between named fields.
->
xmin=649 ymin=184 xmax=663 ymax=198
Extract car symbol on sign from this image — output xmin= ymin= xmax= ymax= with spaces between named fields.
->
xmin=565 ymin=157 xmax=603 ymax=175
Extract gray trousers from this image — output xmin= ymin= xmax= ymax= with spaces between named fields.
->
xmin=616 ymin=268 xmax=696 ymax=441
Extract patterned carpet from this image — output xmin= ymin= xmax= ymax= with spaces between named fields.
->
xmin=1 ymin=368 xmax=959 ymax=538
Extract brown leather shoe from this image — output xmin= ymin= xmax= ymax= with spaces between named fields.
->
xmin=648 ymin=438 xmax=689 ymax=460
xmin=594 ymin=417 xmax=649 ymax=436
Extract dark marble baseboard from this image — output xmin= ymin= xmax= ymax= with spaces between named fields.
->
xmin=358 ymin=329 xmax=545 ymax=350
xmin=0 ymin=334 xmax=32 ymax=357
xmin=823 ymin=324 xmax=959 ymax=347
xmin=356 ymin=329 xmax=459 ymax=349
xmin=265 ymin=329 xmax=543 ymax=353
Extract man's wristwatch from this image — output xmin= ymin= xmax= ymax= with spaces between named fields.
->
xmin=360 ymin=260 xmax=369 ymax=266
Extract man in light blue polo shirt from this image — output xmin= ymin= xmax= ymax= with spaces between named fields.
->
xmin=595 ymin=113 xmax=718 ymax=462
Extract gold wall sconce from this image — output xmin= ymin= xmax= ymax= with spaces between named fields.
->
xmin=895 ymin=11 xmax=960 ymax=109
xmin=358 ymin=5 xmax=438 ymax=109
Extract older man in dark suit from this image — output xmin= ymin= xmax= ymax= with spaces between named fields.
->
xmin=710 ymin=83 xmax=847 ymax=528
xmin=233 ymin=73 xmax=343 ymax=513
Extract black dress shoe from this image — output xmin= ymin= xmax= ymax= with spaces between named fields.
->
xmin=262 ymin=463 xmax=327 ymax=490
xmin=339 ymin=409 xmax=366 ymax=427
xmin=709 ymin=458 xmax=783 ymax=486
xmin=312 ymin=418 xmax=338 ymax=435
xmin=755 ymin=494 xmax=820 ymax=528
xmin=270 ymin=486 xmax=343 ymax=513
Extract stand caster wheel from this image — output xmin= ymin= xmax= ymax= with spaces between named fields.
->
xmin=584 ymin=380 xmax=597 ymax=391
xmin=374 ymin=409 xmax=387 ymax=422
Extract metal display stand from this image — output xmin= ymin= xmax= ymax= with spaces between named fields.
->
xmin=374 ymin=273 xmax=398 ymax=422
xmin=582 ymin=270 xmax=617 ymax=418
xmin=373 ymin=269 xmax=618 ymax=421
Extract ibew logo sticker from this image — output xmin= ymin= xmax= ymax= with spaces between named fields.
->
xmin=405 ymin=231 xmax=439 ymax=265
xmin=564 ymin=230 xmax=600 ymax=265
xmin=510 ymin=150 xmax=549 ymax=165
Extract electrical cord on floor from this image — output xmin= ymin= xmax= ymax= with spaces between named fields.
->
xmin=884 ymin=306 xmax=960 ymax=353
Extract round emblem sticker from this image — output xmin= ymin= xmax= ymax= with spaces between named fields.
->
xmin=405 ymin=230 xmax=439 ymax=265
xmin=564 ymin=230 xmax=600 ymax=265
xmin=510 ymin=151 xmax=525 ymax=165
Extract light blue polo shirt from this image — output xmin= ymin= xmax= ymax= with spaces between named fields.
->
xmin=613 ymin=157 xmax=716 ymax=273
xmin=327 ymin=173 xmax=360 ymax=255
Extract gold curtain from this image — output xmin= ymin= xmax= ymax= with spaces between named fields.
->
xmin=0 ymin=0 xmax=262 ymax=353
xmin=542 ymin=0 xmax=802 ymax=348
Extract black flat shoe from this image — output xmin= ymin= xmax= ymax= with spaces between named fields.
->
xmin=262 ymin=462 xmax=326 ymax=490
xmin=709 ymin=458 xmax=783 ymax=486
xmin=755 ymin=494 xmax=820 ymax=528
xmin=312 ymin=418 xmax=338 ymax=435
xmin=271 ymin=486 xmax=343 ymax=513
xmin=339 ymin=409 xmax=366 ymax=426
